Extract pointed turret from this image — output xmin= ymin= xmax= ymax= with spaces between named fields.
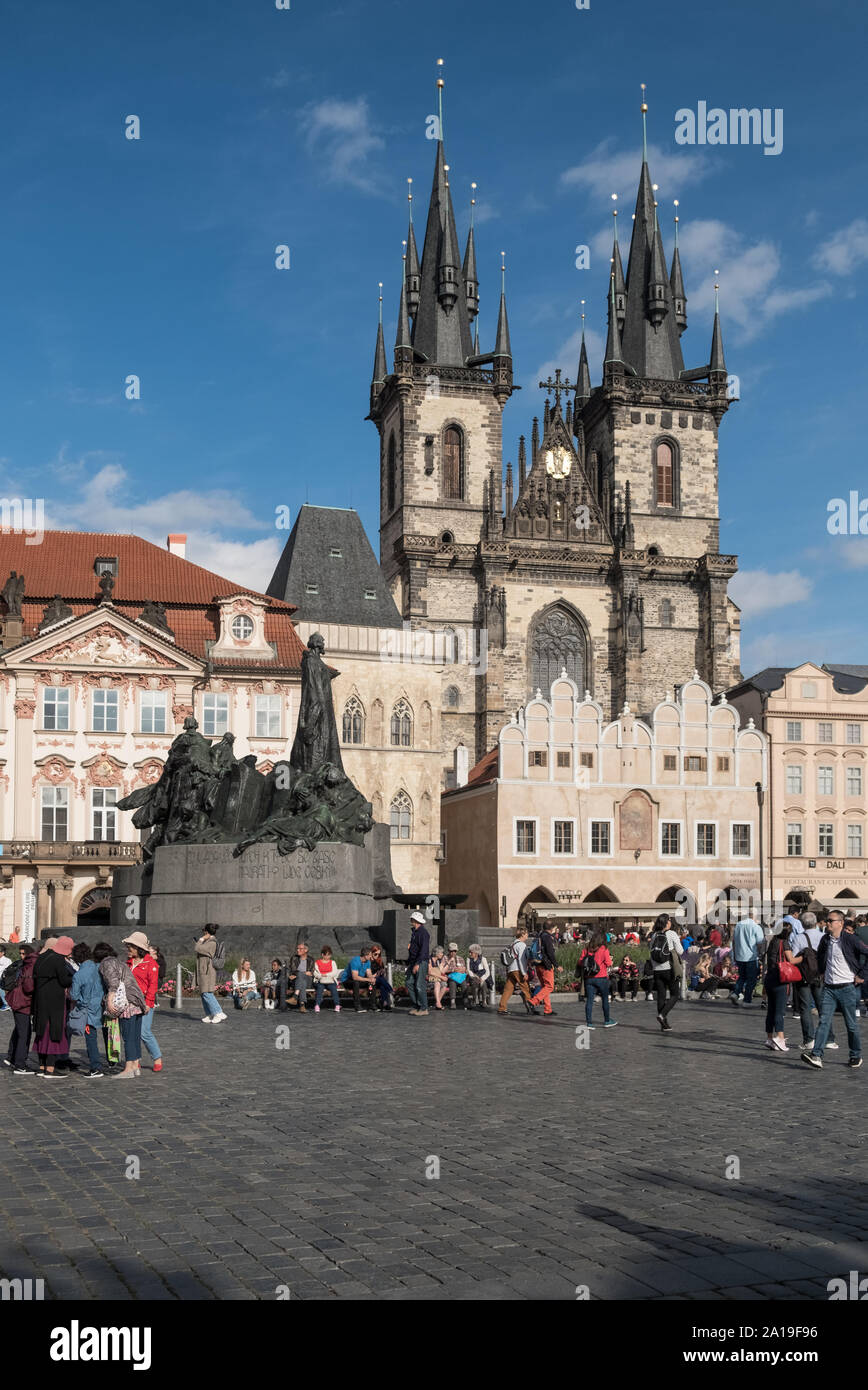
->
xmin=646 ymin=205 xmax=669 ymax=330
xmin=604 ymin=271 xmax=625 ymax=371
xmin=575 ymin=303 xmax=592 ymax=410
xmin=531 ymin=417 xmax=540 ymax=468
xmin=463 ymin=184 xmax=479 ymax=320
xmin=370 ymin=282 xmax=388 ymax=412
xmin=405 ymin=184 xmax=421 ymax=318
xmin=518 ymin=435 xmax=527 ymax=491
xmin=438 ymin=179 xmax=461 ymax=313
xmin=670 ymin=201 xmax=687 ymax=335
xmin=709 ymin=278 xmax=727 ymax=381
xmin=394 ymin=260 xmax=413 ymax=372
xmin=611 ymin=203 xmax=626 ymax=331
xmin=492 ymin=255 xmax=513 ymax=403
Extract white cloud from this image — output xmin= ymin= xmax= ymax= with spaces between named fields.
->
xmin=729 ymin=568 xmax=812 ymax=618
xmin=530 ymin=327 xmax=606 ymax=397
xmin=560 ymin=140 xmax=708 ymax=202
xmin=299 ymin=96 xmax=386 ymax=194
xmin=812 ymin=218 xmax=868 ymax=276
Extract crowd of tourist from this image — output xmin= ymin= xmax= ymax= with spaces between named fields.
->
xmin=1 ymin=904 xmax=865 ymax=1076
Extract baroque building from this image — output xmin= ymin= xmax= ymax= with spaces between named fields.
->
xmin=0 ymin=532 xmax=304 ymax=936
xmin=368 ymin=98 xmax=742 ymax=773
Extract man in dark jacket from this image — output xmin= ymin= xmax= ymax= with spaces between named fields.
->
xmin=3 ymin=943 xmax=38 ymax=1074
xmin=406 ymin=911 xmax=430 ymax=1017
xmin=801 ymin=911 xmax=868 ymax=1071
xmin=529 ymin=920 xmax=560 ymax=1017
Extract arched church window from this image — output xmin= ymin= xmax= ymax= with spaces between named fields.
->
xmin=445 ymin=685 xmax=460 ymax=709
xmin=390 ymin=698 xmax=413 ymax=747
xmin=529 ymin=605 xmax=587 ymax=698
xmin=655 ymin=440 xmax=675 ymax=508
xmin=341 ymin=696 xmax=365 ymax=745
xmin=387 ymin=434 xmax=397 ymax=513
xmin=443 ymin=426 xmax=464 ymax=500
xmin=390 ymin=789 xmax=413 ymax=840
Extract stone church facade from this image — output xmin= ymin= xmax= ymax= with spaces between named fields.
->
xmin=368 ymin=120 xmax=742 ymax=774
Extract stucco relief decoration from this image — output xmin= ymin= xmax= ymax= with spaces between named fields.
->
xmin=14 ymin=698 xmax=36 ymax=719
xmin=82 ymin=754 xmax=125 ymax=790
xmin=135 ymin=674 xmax=175 ymax=691
xmin=36 ymin=669 xmax=77 ymax=687
xmin=32 ymin=756 xmax=76 ymax=792
xmin=42 ymin=625 xmax=173 ymax=668
xmin=172 ymin=703 xmax=193 ymax=724
xmin=129 ymin=758 xmax=164 ymax=793
xmin=619 ymin=790 xmax=653 ymax=851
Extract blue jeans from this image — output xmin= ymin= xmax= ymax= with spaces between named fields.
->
xmin=0 ymin=987 xmax=8 ymax=1009
xmin=764 ymin=981 xmax=788 ymax=1034
xmin=140 ymin=1007 xmax=161 ymax=1060
xmin=734 ymin=958 xmax=759 ymax=1002
xmin=119 ymin=1013 xmax=143 ymax=1063
xmin=233 ymin=989 xmax=260 ymax=1009
xmin=201 ymin=991 xmax=221 ymax=1017
xmin=812 ymin=983 xmax=861 ymax=1060
xmin=314 ymin=981 xmax=340 ymax=1008
xmin=84 ymin=1025 xmax=102 ymax=1069
xmin=586 ymin=978 xmax=611 ymax=1024
xmin=407 ymin=961 xmax=428 ymax=1010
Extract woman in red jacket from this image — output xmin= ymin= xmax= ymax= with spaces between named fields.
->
xmin=124 ymin=932 xmax=162 ymax=1073
xmin=579 ymin=930 xmax=619 ymax=1030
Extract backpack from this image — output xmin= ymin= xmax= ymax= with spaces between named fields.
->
xmin=212 ymin=940 xmax=226 ymax=971
xmin=499 ymin=948 xmax=513 ymax=967
xmin=1 ymin=959 xmax=23 ymax=994
xmin=581 ymin=949 xmax=601 ymax=980
xmin=650 ymin=932 xmax=672 ymax=966
xmin=797 ymin=943 xmax=819 ymax=985
xmin=528 ymin=936 xmax=543 ymax=966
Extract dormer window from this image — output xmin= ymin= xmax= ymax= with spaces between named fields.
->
xmin=231 ymin=615 xmax=254 ymax=641
xmin=330 ymin=548 xmax=342 ymax=559
xmin=94 ymin=556 xmax=118 ymax=576
xmin=305 ymin=583 xmax=319 ymax=596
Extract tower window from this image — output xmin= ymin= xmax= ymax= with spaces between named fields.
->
xmin=387 ymin=433 xmax=397 ymax=513
xmin=655 ymin=440 xmax=675 ymax=508
xmin=659 ymin=599 xmax=674 ymax=627
xmin=443 ymin=426 xmax=464 ymax=500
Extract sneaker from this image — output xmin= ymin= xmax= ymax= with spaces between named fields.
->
xmin=2 ymin=1058 xmax=12 ymax=1068
xmin=40 ymin=1070 xmax=67 ymax=1079
xmin=803 ymin=1039 xmax=815 ymax=1050
xmin=656 ymin=1013 xmax=665 ymax=1025
xmin=211 ymin=1013 xmax=227 ymax=1023
xmin=848 ymin=1057 xmax=863 ymax=1069
xmin=84 ymin=1068 xmax=105 ymax=1078
xmin=770 ymin=1037 xmax=789 ymax=1052
xmin=603 ymin=1020 xmax=618 ymax=1028
xmin=826 ymin=1042 xmax=839 ymax=1050
xmin=314 ymin=1005 xmax=320 ymax=1013
xmin=586 ymin=1023 xmax=596 ymax=1030
xmin=334 ymin=1005 xmax=341 ymax=1013
xmin=730 ymin=994 xmax=741 ymax=1006
xmin=201 ymin=1015 xmax=213 ymax=1023
xmin=801 ymin=1050 xmax=822 ymax=1068
xmin=415 ymin=1009 xmax=429 ymax=1016
xmin=12 ymin=1067 xmax=33 ymax=1075
xmin=152 ymin=1060 xmax=163 ymax=1073
xmin=544 ymin=1010 xmax=557 ymax=1017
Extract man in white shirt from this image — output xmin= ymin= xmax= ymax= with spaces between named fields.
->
xmin=801 ymin=911 xmax=868 ymax=1070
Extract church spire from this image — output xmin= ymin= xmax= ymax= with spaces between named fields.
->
xmin=370 ymin=282 xmax=387 ymax=410
xmin=394 ymin=249 xmax=413 ymax=372
xmin=709 ymin=274 xmax=727 ymax=379
xmin=604 ymin=269 xmax=624 ymax=370
xmin=670 ymin=200 xmax=687 ymax=335
xmin=575 ymin=301 xmax=592 ymax=413
xmin=610 ymin=196 xmax=626 ymax=331
xmin=405 ymin=179 xmax=421 ymax=318
xmin=411 ymin=62 xmax=474 ymax=367
xmin=463 ymin=183 xmax=479 ymax=321
xmin=619 ymin=87 xmax=685 ymax=379
xmin=492 ymin=252 xmax=513 ymax=404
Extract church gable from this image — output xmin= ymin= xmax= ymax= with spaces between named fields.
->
xmin=504 ymin=395 xmax=611 ymax=547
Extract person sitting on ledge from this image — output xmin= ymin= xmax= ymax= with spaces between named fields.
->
xmin=232 ymin=959 xmax=260 ymax=1010
xmin=261 ymin=959 xmax=283 ymax=1011
xmin=617 ymin=953 xmax=640 ymax=1000
xmin=339 ymin=949 xmax=376 ymax=1014
xmin=369 ymin=944 xmax=394 ymax=1011
xmin=313 ymin=947 xmax=341 ymax=1013
xmin=428 ymin=946 xmax=450 ymax=1011
xmin=289 ymin=943 xmax=312 ymax=1013
xmin=466 ymin=945 xmax=492 ymax=1009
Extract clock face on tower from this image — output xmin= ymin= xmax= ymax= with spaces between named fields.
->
xmin=545 ymin=446 xmax=571 ymax=479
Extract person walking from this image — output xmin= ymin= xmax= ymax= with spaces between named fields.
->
xmin=579 ymin=931 xmax=618 ymax=1029
xmin=801 ymin=910 xmax=868 ymax=1071
xmin=406 ymin=911 xmax=430 ymax=1017
xmin=99 ymin=945 xmax=147 ymax=1079
xmin=763 ymin=922 xmax=798 ymax=1052
xmin=0 ymin=941 xmax=12 ymax=1010
xmin=730 ymin=913 xmax=765 ymax=1006
xmin=196 ymin=924 xmax=226 ymax=1023
xmin=529 ymin=920 xmax=559 ymax=1017
xmin=70 ymin=942 xmax=107 ymax=1077
xmin=125 ymin=932 xmax=162 ymax=1071
xmin=649 ymin=912 xmax=683 ymax=1032
xmin=788 ymin=912 xmax=836 ymax=1052
xmin=497 ymin=926 xmax=537 ymax=1016
xmin=31 ymin=935 xmax=75 ymax=1078
xmin=3 ymin=942 xmax=38 ymax=1074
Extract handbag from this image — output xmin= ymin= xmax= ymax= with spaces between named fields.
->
xmin=67 ymin=1003 xmax=87 ymax=1036
xmin=448 ymin=972 xmax=467 ymax=984
xmin=778 ymin=958 xmax=801 ymax=984
xmin=105 ymin=977 xmax=128 ymax=1018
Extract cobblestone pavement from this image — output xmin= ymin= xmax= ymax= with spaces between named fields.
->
xmin=1 ymin=993 xmax=865 ymax=1301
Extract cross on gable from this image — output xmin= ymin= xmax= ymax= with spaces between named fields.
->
xmin=538 ymin=367 xmax=576 ymax=413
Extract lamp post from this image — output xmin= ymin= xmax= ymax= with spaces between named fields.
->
xmin=756 ymin=781 xmax=765 ymax=922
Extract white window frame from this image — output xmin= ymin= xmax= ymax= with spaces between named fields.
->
xmin=786 ymin=822 xmax=803 ymax=857
xmin=551 ymin=817 xmax=576 ymax=856
xmin=91 ymin=787 xmax=118 ymax=843
xmin=202 ymin=692 xmax=230 ymax=737
xmin=254 ymin=694 xmax=281 ymax=738
xmin=817 ymin=765 xmax=834 ymax=797
xmin=92 ymin=688 xmax=120 ymax=733
xmin=514 ymin=817 xmax=538 ymax=856
xmin=846 ymin=822 xmax=863 ymax=857
xmin=139 ymin=690 xmax=168 ymax=734
xmin=785 ymin=764 xmax=804 ymax=796
xmin=818 ymin=823 xmax=834 ymax=857
xmin=846 ymin=723 xmax=862 ymax=745
xmin=42 ymin=686 xmax=71 ymax=731
xmin=588 ymin=818 xmax=613 ymax=857
xmin=659 ymin=819 xmax=683 ymax=858
xmin=846 ymin=765 xmax=863 ymax=797
xmin=786 ymin=720 xmax=803 ymax=742
xmin=731 ymin=822 xmax=752 ymax=858
xmin=817 ymin=722 xmax=833 ymax=744
xmin=695 ymin=821 xmax=717 ymax=857
xmin=41 ymin=785 xmax=69 ymax=842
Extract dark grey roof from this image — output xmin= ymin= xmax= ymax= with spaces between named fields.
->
xmin=822 ymin=664 xmax=868 ymax=693
xmin=727 ymin=667 xmax=791 ymax=697
xmin=621 ymin=161 xmax=685 ymax=380
xmin=267 ymin=506 xmax=402 ymax=628
xmin=411 ymin=141 xmax=474 ymax=367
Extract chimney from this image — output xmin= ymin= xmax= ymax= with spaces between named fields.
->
xmin=454 ymin=742 xmax=469 ymax=789
xmin=167 ymin=534 xmax=187 ymax=559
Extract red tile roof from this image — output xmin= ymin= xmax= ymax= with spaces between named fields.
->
xmin=443 ymin=745 xmax=498 ymax=795
xmin=1 ymin=531 xmax=305 ymax=672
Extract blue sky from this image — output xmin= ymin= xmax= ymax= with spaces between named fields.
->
xmin=1 ymin=0 xmax=866 ymax=677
